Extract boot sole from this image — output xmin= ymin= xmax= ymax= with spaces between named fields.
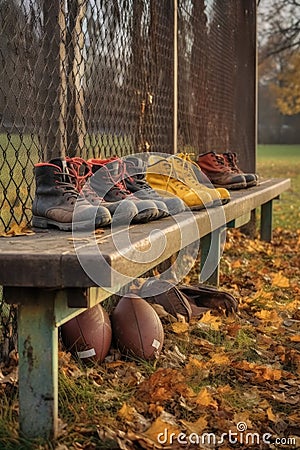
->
xmin=32 ymin=215 xmax=108 ymax=231
xmin=213 ymin=182 xmax=247 ymax=190
xmin=246 ymin=180 xmax=258 ymax=188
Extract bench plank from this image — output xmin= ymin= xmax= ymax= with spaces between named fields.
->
xmin=0 ymin=178 xmax=291 ymax=289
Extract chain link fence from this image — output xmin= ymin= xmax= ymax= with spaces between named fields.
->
xmin=0 ymin=0 xmax=256 ymax=358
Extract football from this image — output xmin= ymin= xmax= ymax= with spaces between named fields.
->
xmin=111 ymin=293 xmax=164 ymax=360
xmin=60 ymin=303 xmax=112 ymax=363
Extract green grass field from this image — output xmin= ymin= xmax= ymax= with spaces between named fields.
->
xmin=257 ymin=144 xmax=300 ymax=230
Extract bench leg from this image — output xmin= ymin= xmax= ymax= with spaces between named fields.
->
xmin=18 ymin=289 xmax=58 ymax=439
xmin=260 ymin=200 xmax=273 ymax=242
xmin=200 ymin=227 xmax=225 ymax=286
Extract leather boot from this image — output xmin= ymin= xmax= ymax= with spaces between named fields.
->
xmin=146 ymin=157 xmax=213 ymax=210
xmin=179 ymin=283 xmax=238 ymax=315
xmin=88 ymin=157 xmax=159 ymax=223
xmin=123 ymin=156 xmax=185 ymax=216
xmin=197 ymin=152 xmax=247 ymax=189
xmin=222 ymin=152 xmax=258 ymax=188
xmin=66 ymin=156 xmax=138 ymax=224
xmin=139 ymin=278 xmax=193 ymax=322
xmin=32 ymin=158 xmax=111 ymax=231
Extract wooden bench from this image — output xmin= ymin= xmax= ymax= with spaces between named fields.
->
xmin=0 ymin=178 xmax=290 ymax=439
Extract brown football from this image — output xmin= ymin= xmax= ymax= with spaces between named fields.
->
xmin=111 ymin=293 xmax=164 ymax=360
xmin=60 ymin=304 xmax=112 ymax=363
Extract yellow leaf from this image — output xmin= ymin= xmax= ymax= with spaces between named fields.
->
xmin=143 ymin=417 xmax=180 ymax=443
xmin=252 ymin=290 xmax=273 ymax=301
xmin=233 ymin=411 xmax=252 ymax=429
xmin=271 ymin=272 xmax=290 ymax=288
xmin=196 ymin=388 xmax=218 ymax=409
xmin=231 ymin=260 xmax=241 ymax=268
xmin=210 ymin=353 xmax=230 ymax=365
xmin=290 ymin=335 xmax=300 ymax=342
xmin=181 ymin=416 xmax=208 ymax=435
xmin=171 ymin=322 xmax=189 ymax=334
xmin=199 ymin=311 xmax=221 ymax=330
xmin=184 ymin=357 xmax=208 ymax=376
xmin=0 ymin=223 xmax=34 ymax=237
xmin=117 ymin=403 xmax=136 ymax=421
xmin=286 ymin=300 xmax=300 ymax=312
xmin=267 ymin=407 xmax=278 ymax=422
xmin=234 ymin=361 xmax=282 ymax=381
xmin=258 ymin=366 xmax=282 ymax=382
xmin=217 ymin=385 xmax=233 ymax=395
xmin=255 ymin=309 xmax=283 ymax=326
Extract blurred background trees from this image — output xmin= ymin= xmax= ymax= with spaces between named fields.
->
xmin=258 ymin=0 xmax=300 ymax=143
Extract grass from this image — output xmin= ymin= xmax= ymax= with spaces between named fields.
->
xmin=257 ymin=144 xmax=300 ymax=229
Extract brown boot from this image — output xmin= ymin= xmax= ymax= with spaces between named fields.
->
xmin=222 ymin=152 xmax=258 ymax=188
xmin=139 ymin=279 xmax=193 ymax=322
xmin=179 ymin=283 xmax=238 ymax=315
xmin=197 ymin=152 xmax=247 ymax=189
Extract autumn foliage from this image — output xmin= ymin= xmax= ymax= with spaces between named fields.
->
xmin=50 ymin=227 xmax=300 ymax=450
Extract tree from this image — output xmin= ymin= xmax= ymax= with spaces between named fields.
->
xmin=271 ymin=51 xmax=300 ymax=115
xmin=258 ymin=0 xmax=300 ymax=60
xmin=258 ymin=0 xmax=300 ymax=142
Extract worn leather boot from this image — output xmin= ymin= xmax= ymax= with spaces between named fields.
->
xmin=88 ymin=157 xmax=159 ymax=223
xmin=66 ymin=156 xmax=138 ymax=224
xmin=178 ymin=283 xmax=238 ymax=315
xmin=175 ymin=153 xmax=231 ymax=205
xmin=123 ymin=156 xmax=186 ymax=216
xmin=222 ymin=152 xmax=258 ymax=188
xmin=139 ymin=278 xmax=193 ymax=322
xmin=197 ymin=152 xmax=247 ymax=189
xmin=32 ymin=158 xmax=111 ymax=231
xmin=169 ymin=154 xmax=231 ymax=206
xmin=146 ymin=157 xmax=213 ymax=210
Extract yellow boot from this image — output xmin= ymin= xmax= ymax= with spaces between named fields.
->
xmin=146 ymin=157 xmax=213 ymax=210
xmin=175 ymin=153 xmax=231 ymax=205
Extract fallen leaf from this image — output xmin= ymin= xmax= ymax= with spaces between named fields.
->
xmin=118 ymin=403 xmax=136 ymax=421
xmin=255 ymin=309 xmax=283 ymax=326
xmin=184 ymin=357 xmax=208 ymax=376
xmin=195 ymin=388 xmax=218 ymax=409
xmin=143 ymin=416 xmax=181 ymax=445
xmin=171 ymin=322 xmax=189 ymax=334
xmin=199 ymin=311 xmax=222 ymax=330
xmin=271 ymin=272 xmax=290 ymax=288
xmin=267 ymin=406 xmax=278 ymax=422
xmin=0 ymin=223 xmax=34 ymax=237
xmin=180 ymin=416 xmax=208 ymax=435
xmin=210 ymin=353 xmax=230 ymax=365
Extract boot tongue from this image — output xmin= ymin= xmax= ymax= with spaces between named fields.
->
xmin=124 ymin=156 xmax=147 ymax=179
xmin=105 ymin=160 xmax=120 ymax=177
xmin=49 ymin=157 xmax=65 ymax=170
xmin=49 ymin=157 xmax=72 ymax=182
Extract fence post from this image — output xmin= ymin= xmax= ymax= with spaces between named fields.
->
xmin=39 ymin=0 xmax=67 ymax=161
